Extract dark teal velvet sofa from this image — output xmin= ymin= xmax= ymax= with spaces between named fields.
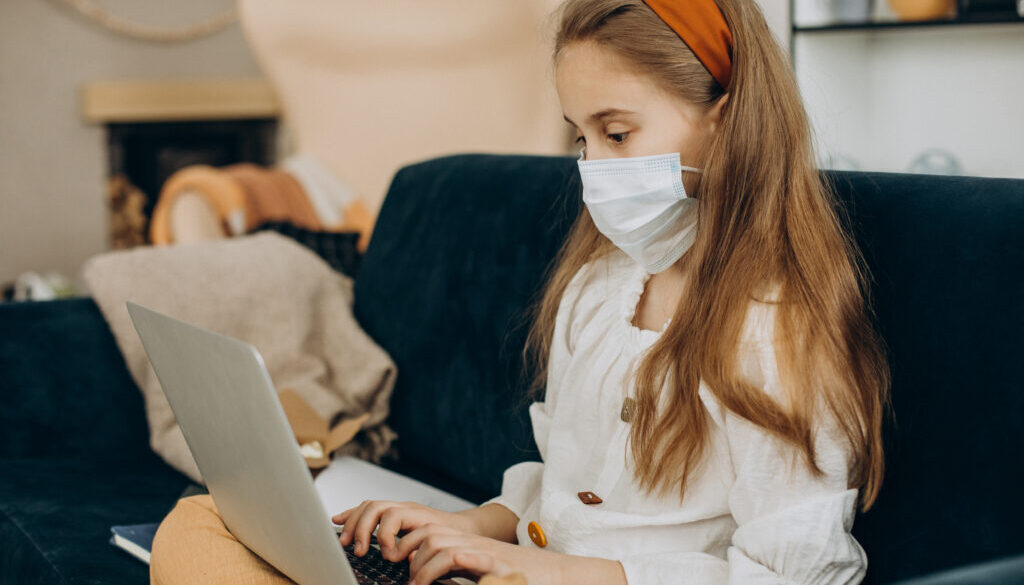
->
xmin=1 ymin=154 xmax=1022 ymax=585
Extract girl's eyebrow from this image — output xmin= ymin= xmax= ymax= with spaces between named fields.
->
xmin=563 ymin=108 xmax=637 ymax=127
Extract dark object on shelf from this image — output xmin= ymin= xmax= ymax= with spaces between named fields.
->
xmin=958 ymin=0 xmax=1018 ymax=14
xmin=252 ymin=222 xmax=361 ymax=278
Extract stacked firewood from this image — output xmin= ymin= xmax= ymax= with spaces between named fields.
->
xmin=107 ymin=174 xmax=148 ymax=249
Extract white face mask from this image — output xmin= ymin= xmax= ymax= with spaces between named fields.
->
xmin=577 ymin=150 xmax=702 ymax=274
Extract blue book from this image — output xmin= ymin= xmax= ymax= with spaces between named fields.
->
xmin=109 ymin=523 xmax=160 ymax=564
xmin=109 ymin=484 xmax=207 ymax=565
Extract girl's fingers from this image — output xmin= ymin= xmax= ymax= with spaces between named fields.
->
xmin=393 ymin=523 xmax=435 ymax=562
xmin=337 ymin=501 xmax=369 ymax=546
xmin=331 ymin=507 xmax=353 ymax=525
xmin=409 ymin=546 xmax=464 ymax=585
xmin=376 ymin=504 xmax=428 ymax=557
xmin=376 ymin=507 xmax=413 ymax=557
xmin=407 ymin=530 xmax=458 ymax=576
xmin=351 ymin=500 xmax=396 ymax=555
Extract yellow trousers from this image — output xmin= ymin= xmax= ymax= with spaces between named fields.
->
xmin=151 ymin=495 xmax=526 ymax=585
xmin=150 ymin=495 xmax=296 ymax=585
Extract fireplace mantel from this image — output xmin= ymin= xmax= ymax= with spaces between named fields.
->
xmin=82 ymin=79 xmax=280 ymax=249
xmin=81 ymin=79 xmax=280 ymax=123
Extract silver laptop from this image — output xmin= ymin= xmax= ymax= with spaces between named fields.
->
xmin=127 ymin=301 xmax=455 ymax=585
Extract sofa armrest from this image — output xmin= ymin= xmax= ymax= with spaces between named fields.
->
xmin=887 ymin=555 xmax=1024 ymax=585
xmin=0 ymin=298 xmax=152 ymax=462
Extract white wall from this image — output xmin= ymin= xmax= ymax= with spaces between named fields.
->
xmin=0 ymin=0 xmax=261 ymax=285
xmin=755 ymin=0 xmax=792 ymax=52
xmin=11 ymin=0 xmax=1010 ymax=288
xmin=795 ymin=25 xmax=1024 ymax=178
xmin=0 ymin=0 xmax=792 ymax=288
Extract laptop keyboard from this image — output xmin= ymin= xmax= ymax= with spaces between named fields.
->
xmin=342 ymin=537 xmax=442 ymax=585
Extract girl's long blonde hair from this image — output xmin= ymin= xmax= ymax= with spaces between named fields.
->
xmin=528 ymin=0 xmax=890 ymax=511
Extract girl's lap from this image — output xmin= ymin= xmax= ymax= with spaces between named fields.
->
xmin=150 ymin=495 xmax=295 ymax=585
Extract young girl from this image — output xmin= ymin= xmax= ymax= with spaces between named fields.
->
xmin=331 ymin=0 xmax=889 ymax=584
xmin=151 ymin=0 xmax=890 ymax=583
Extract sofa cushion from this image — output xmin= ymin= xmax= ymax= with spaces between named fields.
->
xmin=0 ymin=456 xmax=188 ymax=585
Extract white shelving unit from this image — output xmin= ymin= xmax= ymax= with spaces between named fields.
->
xmin=790 ymin=12 xmax=1024 ymax=179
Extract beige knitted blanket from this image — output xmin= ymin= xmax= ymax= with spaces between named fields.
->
xmin=82 ymin=232 xmax=396 ymax=484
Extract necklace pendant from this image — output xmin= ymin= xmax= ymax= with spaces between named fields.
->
xmin=620 ymin=397 xmax=636 ymax=423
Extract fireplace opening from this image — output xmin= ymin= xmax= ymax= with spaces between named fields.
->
xmin=105 ymin=118 xmax=277 ymax=248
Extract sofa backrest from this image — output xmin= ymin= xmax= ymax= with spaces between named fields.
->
xmin=354 ymin=154 xmax=580 ymax=500
xmin=828 ymin=170 xmax=1024 ymax=583
xmin=353 ymin=154 xmax=1024 ymax=585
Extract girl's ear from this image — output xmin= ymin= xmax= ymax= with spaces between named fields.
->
xmin=708 ymin=93 xmax=730 ymax=132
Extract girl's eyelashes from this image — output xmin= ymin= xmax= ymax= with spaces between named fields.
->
xmin=573 ymin=132 xmax=629 ymax=146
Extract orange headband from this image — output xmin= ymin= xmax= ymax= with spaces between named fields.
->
xmin=642 ymin=0 xmax=733 ymax=90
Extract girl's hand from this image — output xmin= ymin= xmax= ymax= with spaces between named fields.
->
xmin=394 ymin=523 xmax=569 ymax=585
xmin=332 ymin=500 xmax=478 ymax=558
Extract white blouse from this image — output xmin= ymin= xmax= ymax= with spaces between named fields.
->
xmin=485 ymin=250 xmax=867 ymax=585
